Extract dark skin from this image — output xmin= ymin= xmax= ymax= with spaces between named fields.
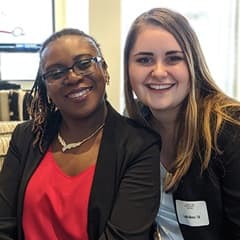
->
xmin=41 ymin=35 xmax=108 ymax=176
xmin=52 ymin=129 xmax=103 ymax=176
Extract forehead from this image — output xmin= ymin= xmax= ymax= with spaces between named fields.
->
xmin=131 ymin=25 xmax=182 ymax=53
xmin=41 ymin=35 xmax=99 ymax=66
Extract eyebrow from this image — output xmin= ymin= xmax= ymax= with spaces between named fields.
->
xmin=133 ymin=52 xmax=153 ymax=57
xmin=166 ymin=50 xmax=184 ymax=55
xmin=133 ymin=50 xmax=184 ymax=57
xmin=73 ymin=54 xmax=93 ymax=61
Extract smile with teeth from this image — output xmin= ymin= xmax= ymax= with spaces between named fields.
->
xmin=68 ymin=87 xmax=92 ymax=99
xmin=148 ymin=84 xmax=173 ymax=90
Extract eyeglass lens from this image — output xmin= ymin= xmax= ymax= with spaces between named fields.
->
xmin=43 ymin=57 xmax=101 ymax=83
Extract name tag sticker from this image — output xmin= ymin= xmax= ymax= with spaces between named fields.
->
xmin=176 ymin=200 xmax=209 ymax=226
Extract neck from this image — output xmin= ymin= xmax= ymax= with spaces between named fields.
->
xmin=60 ymin=101 xmax=107 ymax=142
xmin=150 ymin=114 xmax=176 ymax=137
xmin=58 ymin=122 xmax=104 ymax=152
xmin=150 ymin=105 xmax=179 ymax=130
xmin=150 ymin=110 xmax=177 ymax=170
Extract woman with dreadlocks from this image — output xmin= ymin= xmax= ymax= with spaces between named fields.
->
xmin=0 ymin=28 xmax=161 ymax=240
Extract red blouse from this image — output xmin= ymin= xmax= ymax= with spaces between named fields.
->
xmin=23 ymin=150 xmax=96 ymax=240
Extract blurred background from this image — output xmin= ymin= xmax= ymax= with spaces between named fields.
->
xmin=0 ymin=0 xmax=239 ymax=113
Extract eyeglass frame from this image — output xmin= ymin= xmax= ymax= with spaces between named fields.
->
xmin=41 ymin=56 xmax=103 ymax=84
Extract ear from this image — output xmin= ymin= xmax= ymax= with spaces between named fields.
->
xmin=101 ymin=60 xmax=110 ymax=85
xmin=104 ymin=70 xmax=110 ymax=85
xmin=46 ymin=95 xmax=58 ymax=112
xmin=47 ymin=95 xmax=52 ymax=104
xmin=101 ymin=59 xmax=108 ymax=70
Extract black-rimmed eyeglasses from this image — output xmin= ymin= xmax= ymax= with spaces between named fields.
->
xmin=42 ymin=56 xmax=102 ymax=84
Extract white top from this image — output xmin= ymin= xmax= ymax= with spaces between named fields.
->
xmin=155 ymin=163 xmax=184 ymax=240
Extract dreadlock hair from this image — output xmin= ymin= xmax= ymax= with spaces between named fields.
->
xmin=28 ymin=28 xmax=106 ymax=152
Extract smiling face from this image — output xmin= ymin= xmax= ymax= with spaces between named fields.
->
xmin=41 ymin=35 xmax=107 ymax=120
xmin=128 ymin=25 xmax=190 ymax=117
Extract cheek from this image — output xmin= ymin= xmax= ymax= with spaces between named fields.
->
xmin=95 ymin=73 xmax=107 ymax=93
xmin=179 ymin=76 xmax=191 ymax=100
xmin=128 ymin=64 xmax=142 ymax=89
xmin=183 ymin=72 xmax=191 ymax=94
xmin=45 ymin=84 xmax=53 ymax=97
xmin=45 ymin=84 xmax=59 ymax=102
xmin=177 ymin=64 xmax=190 ymax=90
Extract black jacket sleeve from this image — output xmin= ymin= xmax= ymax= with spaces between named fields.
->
xmin=99 ymin=141 xmax=160 ymax=239
xmin=220 ymin=123 xmax=240 ymax=239
xmin=0 ymin=124 xmax=24 ymax=240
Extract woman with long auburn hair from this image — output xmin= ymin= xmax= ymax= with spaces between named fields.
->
xmin=124 ymin=7 xmax=240 ymax=240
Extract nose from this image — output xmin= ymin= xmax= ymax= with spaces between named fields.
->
xmin=151 ymin=62 xmax=168 ymax=78
xmin=62 ymin=69 xmax=82 ymax=85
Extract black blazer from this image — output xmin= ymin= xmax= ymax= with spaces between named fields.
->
xmin=138 ymin=102 xmax=240 ymax=239
xmin=0 ymin=103 xmax=161 ymax=240
xmin=173 ymin=121 xmax=240 ymax=240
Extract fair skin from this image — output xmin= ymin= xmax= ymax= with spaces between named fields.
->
xmin=41 ymin=35 xmax=108 ymax=175
xmin=129 ymin=25 xmax=190 ymax=169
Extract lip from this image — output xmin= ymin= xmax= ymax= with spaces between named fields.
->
xmin=66 ymin=86 xmax=93 ymax=101
xmin=146 ymin=83 xmax=175 ymax=91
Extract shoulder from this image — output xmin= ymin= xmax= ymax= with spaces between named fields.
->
xmin=218 ymin=120 xmax=240 ymax=145
xmin=12 ymin=120 xmax=33 ymax=136
xmin=216 ymin=120 xmax=240 ymax=166
xmin=10 ymin=120 xmax=34 ymax=146
xmin=106 ymin=102 xmax=161 ymax=147
xmin=4 ymin=120 xmax=36 ymax=164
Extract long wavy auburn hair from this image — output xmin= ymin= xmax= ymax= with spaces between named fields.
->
xmin=124 ymin=8 xmax=240 ymax=191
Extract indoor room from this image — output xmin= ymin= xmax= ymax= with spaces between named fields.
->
xmin=0 ymin=0 xmax=239 ymax=162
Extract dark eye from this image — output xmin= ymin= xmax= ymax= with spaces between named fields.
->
xmin=45 ymin=69 xmax=66 ymax=80
xmin=135 ymin=57 xmax=153 ymax=65
xmin=75 ymin=59 xmax=92 ymax=71
xmin=166 ymin=55 xmax=184 ymax=65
